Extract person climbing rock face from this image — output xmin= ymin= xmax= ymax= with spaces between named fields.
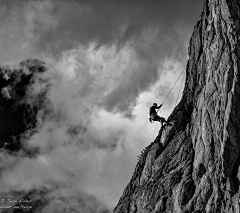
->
xmin=149 ymin=103 xmax=167 ymax=126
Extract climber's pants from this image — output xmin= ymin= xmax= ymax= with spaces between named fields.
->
xmin=150 ymin=114 xmax=166 ymax=123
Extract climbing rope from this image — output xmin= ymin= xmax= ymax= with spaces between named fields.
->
xmin=156 ymin=68 xmax=185 ymax=115
xmin=172 ymin=72 xmax=185 ymax=142
xmin=174 ymin=71 xmax=185 ymax=107
xmin=158 ymin=68 xmax=185 ymax=143
xmin=161 ymin=68 xmax=185 ymax=106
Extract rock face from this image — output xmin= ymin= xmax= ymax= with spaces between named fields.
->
xmin=114 ymin=0 xmax=240 ymax=212
xmin=0 ymin=59 xmax=47 ymax=152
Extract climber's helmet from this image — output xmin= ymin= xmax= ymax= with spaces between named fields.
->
xmin=153 ymin=103 xmax=157 ymax=106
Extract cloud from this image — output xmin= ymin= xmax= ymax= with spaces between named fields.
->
xmin=0 ymin=44 xmax=156 ymax=211
xmin=0 ymin=47 xmax=186 ymax=212
xmin=0 ymin=0 xmax=58 ymax=65
xmin=0 ymin=0 xmax=203 ymax=63
xmin=0 ymin=0 xmax=203 ymax=212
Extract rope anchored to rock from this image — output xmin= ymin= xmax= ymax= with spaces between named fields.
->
xmin=161 ymin=68 xmax=185 ymax=106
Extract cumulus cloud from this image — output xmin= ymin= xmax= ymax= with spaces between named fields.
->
xmin=0 ymin=0 xmax=203 ymax=212
xmin=0 ymin=45 xmax=185 ymax=212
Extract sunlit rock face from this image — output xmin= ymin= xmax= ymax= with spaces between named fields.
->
xmin=114 ymin=0 xmax=240 ymax=212
xmin=0 ymin=59 xmax=47 ymax=151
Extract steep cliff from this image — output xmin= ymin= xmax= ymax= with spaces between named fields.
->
xmin=114 ymin=0 xmax=240 ymax=212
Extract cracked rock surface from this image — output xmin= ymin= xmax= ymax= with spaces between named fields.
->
xmin=114 ymin=0 xmax=240 ymax=212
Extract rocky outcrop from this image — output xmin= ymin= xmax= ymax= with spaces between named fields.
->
xmin=0 ymin=59 xmax=47 ymax=152
xmin=114 ymin=0 xmax=240 ymax=212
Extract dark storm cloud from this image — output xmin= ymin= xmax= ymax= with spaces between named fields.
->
xmin=0 ymin=0 xmax=203 ymax=112
xmin=33 ymin=0 xmax=204 ymax=55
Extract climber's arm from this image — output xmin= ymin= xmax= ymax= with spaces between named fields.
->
xmin=156 ymin=104 xmax=162 ymax=109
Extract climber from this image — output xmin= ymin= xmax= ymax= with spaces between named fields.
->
xmin=149 ymin=103 xmax=167 ymax=126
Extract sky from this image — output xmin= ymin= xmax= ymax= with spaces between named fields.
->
xmin=0 ymin=0 xmax=203 ymax=212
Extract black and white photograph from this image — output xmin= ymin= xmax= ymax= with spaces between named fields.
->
xmin=1 ymin=0 xmax=240 ymax=212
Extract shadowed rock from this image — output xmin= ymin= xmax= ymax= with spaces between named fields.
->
xmin=114 ymin=0 xmax=240 ymax=212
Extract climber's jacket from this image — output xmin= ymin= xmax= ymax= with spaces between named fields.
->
xmin=149 ymin=103 xmax=162 ymax=123
xmin=149 ymin=104 xmax=162 ymax=117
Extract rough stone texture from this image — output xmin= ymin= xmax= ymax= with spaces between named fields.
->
xmin=0 ymin=59 xmax=47 ymax=152
xmin=114 ymin=0 xmax=240 ymax=212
